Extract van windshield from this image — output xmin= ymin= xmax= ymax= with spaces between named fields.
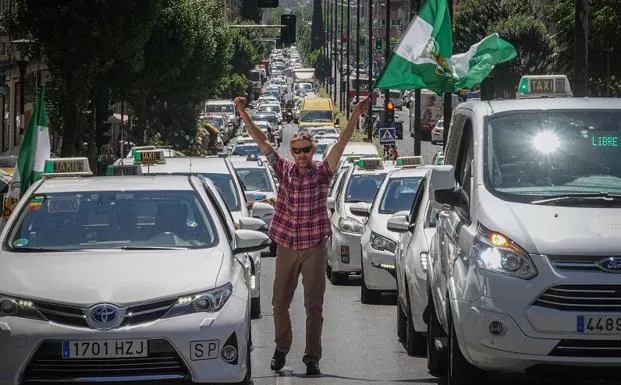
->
xmin=300 ymin=110 xmax=333 ymax=122
xmin=484 ymin=110 xmax=621 ymax=202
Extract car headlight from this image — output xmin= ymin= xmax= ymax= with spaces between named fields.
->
xmin=370 ymin=231 xmax=396 ymax=253
xmin=0 ymin=296 xmax=42 ymax=320
xmin=164 ymin=283 xmax=234 ymax=318
xmin=338 ymin=217 xmax=363 ymax=234
xmin=420 ymin=252 xmax=429 ymax=272
xmin=472 ymin=225 xmax=537 ymax=280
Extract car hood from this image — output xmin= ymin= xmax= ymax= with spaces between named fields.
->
xmin=0 ymin=248 xmax=224 ymax=306
xmin=478 ymin=187 xmax=621 ymax=255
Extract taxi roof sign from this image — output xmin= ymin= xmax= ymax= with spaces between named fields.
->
xmin=134 ymin=149 xmax=165 ymax=165
xmin=395 ymin=156 xmax=424 ymax=167
xmin=43 ymin=158 xmax=93 ymax=177
xmin=345 ymin=155 xmax=362 ymax=163
xmin=357 ymin=157 xmax=383 ymax=169
xmin=131 ymin=146 xmax=156 ymax=157
xmin=517 ymin=75 xmax=572 ymax=99
xmin=106 ymin=164 xmax=143 ymax=176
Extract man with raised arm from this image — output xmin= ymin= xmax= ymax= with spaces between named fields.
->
xmin=233 ymin=96 xmax=370 ymax=376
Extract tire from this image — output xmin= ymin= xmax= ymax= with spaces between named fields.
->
xmin=269 ymin=241 xmax=277 ymax=258
xmin=397 ymin=299 xmax=407 ymax=343
xmin=448 ymin=316 xmax=488 ymax=385
xmin=236 ymin=340 xmax=252 ymax=385
xmin=329 ymin=271 xmax=348 ymax=285
xmin=250 ymin=296 xmax=261 ymax=319
xmin=426 ymin=290 xmax=448 ymax=377
xmin=360 ymin=279 xmax=381 ymax=304
xmin=405 ymin=288 xmax=426 ymax=357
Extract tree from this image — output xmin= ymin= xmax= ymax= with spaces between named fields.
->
xmin=546 ymin=0 xmax=621 ymax=96
xmin=14 ymin=0 xmax=163 ymax=156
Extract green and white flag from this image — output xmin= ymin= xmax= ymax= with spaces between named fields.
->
xmin=2 ymin=86 xmax=50 ymax=219
xmin=375 ymin=0 xmax=454 ymax=94
xmin=375 ymin=0 xmax=517 ymax=95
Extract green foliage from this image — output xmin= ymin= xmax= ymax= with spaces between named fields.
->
xmin=215 ymin=73 xmax=252 ymax=99
xmin=546 ymin=0 xmax=621 ymax=95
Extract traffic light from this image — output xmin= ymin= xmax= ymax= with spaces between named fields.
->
xmin=385 ymin=101 xmax=395 ymax=125
xmin=280 ymin=15 xmax=296 ymax=45
xmin=258 ymin=0 xmax=278 ymax=7
xmin=376 ymin=39 xmax=382 ymax=50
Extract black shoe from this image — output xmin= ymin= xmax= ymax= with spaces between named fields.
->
xmin=305 ymin=361 xmax=321 ymax=376
xmin=270 ymin=350 xmax=286 ymax=371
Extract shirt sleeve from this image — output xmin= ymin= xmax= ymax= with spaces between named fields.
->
xmin=265 ymin=150 xmax=291 ymax=180
xmin=316 ymin=160 xmax=335 ymax=185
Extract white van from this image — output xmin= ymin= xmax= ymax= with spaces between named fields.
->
xmin=426 ymin=96 xmax=621 ymax=384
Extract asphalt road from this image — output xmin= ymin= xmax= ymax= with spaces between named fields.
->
xmin=246 ymin=116 xmax=617 ymax=385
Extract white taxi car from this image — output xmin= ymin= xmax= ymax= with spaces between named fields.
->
xmin=0 ymin=158 xmax=270 ymax=384
xmin=116 ymin=150 xmax=274 ymax=319
xmin=327 ymin=157 xmax=395 ymax=285
xmin=357 ymin=157 xmax=428 ymax=304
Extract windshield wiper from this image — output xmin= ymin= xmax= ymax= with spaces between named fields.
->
xmin=11 ymin=247 xmax=70 ymax=252
xmin=117 ymin=246 xmax=189 ymax=250
xmin=531 ymin=192 xmax=621 ymax=205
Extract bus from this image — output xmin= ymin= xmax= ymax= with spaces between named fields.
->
xmin=344 ymin=76 xmax=376 ymax=104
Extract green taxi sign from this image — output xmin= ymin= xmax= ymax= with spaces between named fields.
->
xmin=395 ymin=156 xmax=424 ymax=167
xmin=357 ymin=157 xmax=383 ymax=169
xmin=43 ymin=157 xmax=93 ymax=177
xmin=346 ymin=155 xmax=362 ymax=163
xmin=131 ymin=146 xmax=156 ymax=158
xmin=134 ymin=149 xmax=165 ymax=165
xmin=517 ymin=75 xmax=572 ymax=99
xmin=106 ymin=164 xmax=143 ymax=176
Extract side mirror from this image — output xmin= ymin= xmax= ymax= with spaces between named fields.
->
xmin=233 ymin=229 xmax=271 ymax=254
xmin=252 ymin=201 xmax=275 ymax=222
xmin=294 ymin=118 xmax=299 ymax=124
xmin=387 ymin=214 xmax=410 ymax=233
xmin=349 ymin=202 xmax=371 ymax=217
xmin=327 ymin=196 xmax=336 ymax=210
xmin=238 ymin=217 xmax=268 ymax=232
xmin=335 ymin=118 xmax=340 ymax=125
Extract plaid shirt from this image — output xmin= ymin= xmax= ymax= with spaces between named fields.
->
xmin=267 ymin=151 xmax=334 ymax=250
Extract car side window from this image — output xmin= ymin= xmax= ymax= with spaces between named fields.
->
xmin=444 ymin=113 xmax=464 ymax=168
xmin=455 ymin=120 xmax=474 ymax=198
xmin=203 ymin=181 xmax=234 ymax=242
xmin=334 ymin=170 xmax=350 ymax=211
xmin=407 ymin=179 xmax=426 ymax=228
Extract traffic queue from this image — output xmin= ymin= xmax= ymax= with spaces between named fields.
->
xmin=0 ymin=38 xmax=619 ymax=385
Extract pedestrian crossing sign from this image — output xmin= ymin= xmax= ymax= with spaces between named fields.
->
xmin=379 ymin=127 xmax=396 ymax=145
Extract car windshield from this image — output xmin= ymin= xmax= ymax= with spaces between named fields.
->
xmin=379 ymin=177 xmax=423 ymax=214
xmin=233 ymin=145 xmax=261 ymax=157
xmin=485 ymin=110 xmax=621 ymax=202
xmin=255 ymin=114 xmax=278 ymax=125
xmin=8 ymin=191 xmax=215 ymax=251
xmin=200 ymin=173 xmax=240 ymax=211
xmin=259 ymin=105 xmax=280 ymax=113
xmin=205 ymin=104 xmax=234 ymax=113
xmin=315 ymin=143 xmax=330 ymax=155
xmin=300 ymin=110 xmax=333 ymax=122
xmin=345 ymin=174 xmax=387 ymax=203
xmin=236 ymin=168 xmax=273 ymax=192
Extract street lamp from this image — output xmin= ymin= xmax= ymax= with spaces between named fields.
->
xmin=10 ymin=39 xmax=31 ymax=141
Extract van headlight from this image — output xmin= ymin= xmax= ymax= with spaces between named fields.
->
xmin=338 ymin=217 xmax=363 ymax=234
xmin=164 ymin=283 xmax=233 ymax=318
xmin=370 ymin=232 xmax=396 ymax=253
xmin=0 ymin=296 xmax=43 ymax=320
xmin=472 ymin=225 xmax=537 ymax=280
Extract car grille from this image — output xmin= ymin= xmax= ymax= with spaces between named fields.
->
xmin=21 ymin=339 xmax=189 ymax=384
xmin=532 ymin=284 xmax=621 ymax=312
xmin=547 ymin=255 xmax=613 ymax=272
xmin=33 ymin=299 xmax=176 ymax=329
xmin=550 ymin=339 xmax=621 ymax=358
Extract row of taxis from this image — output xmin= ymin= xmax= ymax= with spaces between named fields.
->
xmin=0 ymin=145 xmax=284 ymax=384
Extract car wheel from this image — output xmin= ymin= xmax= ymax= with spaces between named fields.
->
xmin=269 ymin=241 xmax=277 ymax=258
xmin=448 ymin=315 xmax=487 ymax=385
xmin=329 ymin=271 xmax=348 ymax=285
xmin=250 ymin=296 xmax=261 ymax=319
xmin=360 ymin=265 xmax=381 ymax=304
xmin=426 ymin=289 xmax=448 ymax=376
xmin=397 ymin=298 xmax=407 ymax=343
xmin=405 ymin=287 xmax=426 ymax=357
xmin=235 ymin=340 xmax=252 ymax=385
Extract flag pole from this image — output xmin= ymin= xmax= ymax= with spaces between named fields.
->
xmin=442 ymin=0 xmax=454 ymax=149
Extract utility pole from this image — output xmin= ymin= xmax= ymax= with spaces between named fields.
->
xmin=346 ymin=0 xmax=351 ymax=118
xmin=412 ymin=0 xmax=421 ymax=156
xmin=355 ymin=0 xmax=361 ymax=106
xmin=574 ymin=0 xmax=588 ymax=97
xmin=442 ymin=0 xmax=453 ymax=148
xmin=365 ymin=0 xmax=373 ymax=141
xmin=327 ymin=0 xmax=332 ymax=96
xmin=339 ymin=0 xmax=345 ymax=112
xmin=333 ymin=0 xmax=338 ymax=100
xmin=384 ymin=0 xmax=391 ymax=103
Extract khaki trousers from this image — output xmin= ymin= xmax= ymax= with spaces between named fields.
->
xmin=272 ymin=240 xmax=327 ymax=364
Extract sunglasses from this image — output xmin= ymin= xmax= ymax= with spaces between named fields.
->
xmin=291 ymin=145 xmax=313 ymax=154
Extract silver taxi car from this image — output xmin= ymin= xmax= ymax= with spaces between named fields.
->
xmin=0 ymin=158 xmax=270 ymax=384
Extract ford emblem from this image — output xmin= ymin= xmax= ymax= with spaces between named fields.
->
xmin=597 ymin=257 xmax=621 ymax=273
xmin=91 ymin=304 xmax=119 ymax=325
